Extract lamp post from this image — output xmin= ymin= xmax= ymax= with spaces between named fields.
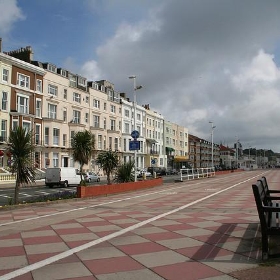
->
xmin=209 ymin=121 xmax=216 ymax=168
xmin=129 ymin=75 xmax=142 ymax=182
xmin=236 ymin=136 xmax=239 ymax=168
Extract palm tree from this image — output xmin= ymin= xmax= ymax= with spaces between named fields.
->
xmin=115 ymin=160 xmax=134 ymax=183
xmin=96 ymin=150 xmax=119 ymax=185
xmin=8 ymin=127 xmax=36 ymax=204
xmin=71 ymin=130 xmax=95 ymax=182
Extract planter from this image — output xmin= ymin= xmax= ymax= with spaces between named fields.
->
xmin=77 ymin=177 xmax=163 ymax=198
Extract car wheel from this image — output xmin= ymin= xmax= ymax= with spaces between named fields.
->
xmin=88 ymin=178 xmax=91 ymax=183
xmin=63 ymin=181 xmax=69 ymax=188
xmin=97 ymin=178 xmax=100 ymax=182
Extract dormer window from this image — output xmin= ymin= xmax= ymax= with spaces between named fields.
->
xmin=47 ymin=64 xmax=57 ymax=73
xmin=78 ymin=76 xmax=86 ymax=86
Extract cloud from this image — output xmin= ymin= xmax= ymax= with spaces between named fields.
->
xmin=79 ymin=0 xmax=280 ymax=150
xmin=0 ymin=0 xmax=25 ymax=34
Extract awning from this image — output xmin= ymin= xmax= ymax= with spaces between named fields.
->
xmin=166 ymin=147 xmax=175 ymax=152
xmin=146 ymin=139 xmax=157 ymax=144
xmin=174 ymin=156 xmax=188 ymax=162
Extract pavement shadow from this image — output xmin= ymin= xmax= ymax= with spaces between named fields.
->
xmin=190 ymin=222 xmax=262 ymax=262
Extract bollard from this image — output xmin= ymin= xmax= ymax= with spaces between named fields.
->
xmin=143 ymin=172 xmax=146 ymax=180
xmin=153 ymin=171 xmax=157 ymax=178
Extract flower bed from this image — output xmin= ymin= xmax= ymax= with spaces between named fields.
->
xmin=77 ymin=177 xmax=163 ymax=198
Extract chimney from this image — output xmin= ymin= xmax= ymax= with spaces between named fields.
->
xmin=0 ymin=38 xmax=2 ymax=53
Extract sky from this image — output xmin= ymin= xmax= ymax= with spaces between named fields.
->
xmin=1 ymin=0 xmax=280 ymax=152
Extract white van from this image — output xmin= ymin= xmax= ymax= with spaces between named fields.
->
xmin=45 ymin=167 xmax=81 ymax=188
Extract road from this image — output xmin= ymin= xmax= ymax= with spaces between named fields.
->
xmin=0 ymin=175 xmax=179 ymax=206
xmin=0 ymin=169 xmax=274 ymax=279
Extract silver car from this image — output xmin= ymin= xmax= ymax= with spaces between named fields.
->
xmin=83 ymin=172 xmax=100 ymax=182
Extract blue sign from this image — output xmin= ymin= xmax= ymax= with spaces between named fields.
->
xmin=151 ymin=159 xmax=156 ymax=164
xmin=131 ymin=130 xmax=139 ymax=139
xmin=129 ymin=140 xmax=140 ymax=150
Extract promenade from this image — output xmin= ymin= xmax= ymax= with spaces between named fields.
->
xmin=0 ymin=169 xmax=279 ymax=279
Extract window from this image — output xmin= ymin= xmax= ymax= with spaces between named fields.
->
xmin=48 ymin=104 xmax=57 ymax=119
xmin=36 ymin=99 xmax=41 ymax=117
xmin=47 ymin=64 xmax=56 ymax=73
xmin=45 ymin=153 xmax=49 ymax=167
xmin=93 ymin=99 xmax=100 ymax=109
xmin=53 ymin=153 xmax=59 ymax=167
xmin=125 ymin=109 xmax=129 ymax=117
xmin=17 ymin=73 xmax=30 ymax=88
xmin=48 ymin=84 xmax=58 ymax=96
xmin=69 ymin=74 xmax=76 ymax=87
xmin=61 ymin=69 xmax=67 ymax=77
xmin=85 ymin=96 xmax=89 ymax=103
xmin=104 ymin=102 xmax=107 ymax=111
xmin=12 ymin=120 xmax=18 ymax=130
xmin=1 ymin=120 xmax=7 ymax=142
xmin=36 ymin=79 xmax=42 ymax=92
xmin=63 ymin=109 xmax=67 ymax=122
xmin=73 ymin=110 xmax=80 ymax=123
xmin=63 ymin=89 xmax=67 ymax=99
xmin=22 ymin=121 xmax=31 ymax=132
xmin=110 ymin=105 xmax=116 ymax=113
xmin=73 ymin=92 xmax=81 ymax=103
xmin=2 ymin=91 xmax=7 ymax=111
xmin=2 ymin=69 xmax=8 ymax=82
xmin=124 ymin=139 xmax=126 ymax=152
xmin=110 ymin=119 xmax=116 ymax=131
xmin=137 ymin=113 xmax=141 ymax=121
xmin=93 ymin=115 xmax=100 ymax=128
xmin=109 ymin=137 xmax=112 ymax=149
xmin=114 ymin=138 xmax=118 ymax=151
xmin=124 ymin=123 xmax=130 ymax=134
xmin=108 ymin=90 xmax=114 ymax=101
xmin=53 ymin=128 xmax=59 ymax=145
xmin=78 ymin=77 xmax=86 ymax=86
xmin=17 ymin=94 xmax=29 ymax=114
xmin=63 ymin=134 xmax=67 ymax=146
xmin=85 ymin=112 xmax=88 ymax=123
xmin=98 ymin=135 xmax=102 ymax=149
xmin=35 ymin=124 xmax=40 ymax=145
xmin=104 ymin=117 xmax=106 ymax=129
xmin=45 ymin=127 xmax=49 ymax=145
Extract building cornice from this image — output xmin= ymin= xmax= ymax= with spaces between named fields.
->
xmin=0 ymin=52 xmax=46 ymax=76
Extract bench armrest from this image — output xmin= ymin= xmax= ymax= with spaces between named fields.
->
xmin=266 ymin=196 xmax=280 ymax=200
xmin=269 ymin=190 xmax=280 ymax=194
xmin=263 ymin=205 xmax=280 ymax=212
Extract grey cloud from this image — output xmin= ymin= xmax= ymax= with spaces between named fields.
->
xmin=84 ymin=0 xmax=280 ymax=151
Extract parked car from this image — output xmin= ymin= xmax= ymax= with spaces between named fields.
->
xmin=83 ymin=172 xmax=100 ymax=182
xmin=147 ymin=167 xmax=167 ymax=176
xmin=137 ymin=170 xmax=152 ymax=178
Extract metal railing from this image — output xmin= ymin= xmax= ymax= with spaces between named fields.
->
xmin=179 ymin=167 xmax=215 ymax=181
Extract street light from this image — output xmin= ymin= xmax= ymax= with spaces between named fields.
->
xmin=129 ymin=75 xmax=142 ymax=182
xmin=209 ymin=121 xmax=216 ymax=168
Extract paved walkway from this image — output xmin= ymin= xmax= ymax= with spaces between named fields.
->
xmin=0 ymin=170 xmax=279 ymax=279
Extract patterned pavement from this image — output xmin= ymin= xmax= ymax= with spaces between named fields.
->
xmin=0 ymin=169 xmax=279 ymax=280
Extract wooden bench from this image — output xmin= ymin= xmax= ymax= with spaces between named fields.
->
xmin=252 ymin=177 xmax=280 ymax=260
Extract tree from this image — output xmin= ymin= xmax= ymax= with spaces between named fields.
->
xmin=8 ymin=127 xmax=36 ymax=204
xmin=96 ymin=150 xmax=119 ymax=185
xmin=71 ymin=130 xmax=95 ymax=182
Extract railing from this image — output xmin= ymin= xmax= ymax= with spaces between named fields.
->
xmin=179 ymin=167 xmax=215 ymax=181
xmin=0 ymin=173 xmax=16 ymax=182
